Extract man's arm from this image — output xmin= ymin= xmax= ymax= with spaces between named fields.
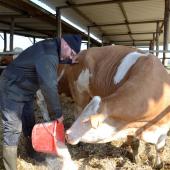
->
xmin=36 ymin=54 xmax=62 ymax=119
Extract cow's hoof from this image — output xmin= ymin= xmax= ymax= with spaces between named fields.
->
xmin=154 ymin=162 xmax=163 ymax=170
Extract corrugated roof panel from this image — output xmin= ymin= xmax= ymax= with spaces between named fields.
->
xmin=124 ymin=0 xmax=164 ymax=21
xmin=78 ymin=4 xmax=125 ymax=24
xmin=72 ymin=0 xmax=109 ymax=4
xmin=132 ymin=34 xmax=153 ymax=40
xmin=61 ymin=8 xmax=90 ymax=30
xmin=130 ymin=23 xmax=157 ymax=32
xmin=109 ymin=35 xmax=131 ymax=41
xmin=135 ymin=41 xmax=150 ymax=46
xmin=92 ymin=25 xmax=128 ymax=34
xmin=113 ymin=42 xmax=133 ymax=46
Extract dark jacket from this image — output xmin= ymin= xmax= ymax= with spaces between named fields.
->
xmin=1 ymin=38 xmax=63 ymax=118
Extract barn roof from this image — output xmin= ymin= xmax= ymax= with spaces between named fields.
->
xmin=38 ymin=0 xmax=167 ymax=46
xmin=0 ymin=0 xmax=100 ymax=46
xmin=0 ymin=0 xmax=168 ymax=47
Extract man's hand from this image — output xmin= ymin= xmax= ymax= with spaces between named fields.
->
xmin=57 ymin=115 xmax=64 ymax=123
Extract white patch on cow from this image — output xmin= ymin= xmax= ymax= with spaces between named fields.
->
xmin=76 ymin=69 xmax=92 ymax=93
xmin=114 ymin=52 xmax=148 ymax=84
xmin=142 ymin=125 xmax=169 ymax=146
xmin=156 ymin=134 xmax=167 ymax=150
xmin=81 ymin=123 xmax=117 ymax=143
xmin=66 ymin=96 xmax=101 ymax=144
xmin=81 ymin=96 xmax=101 ymax=117
xmin=81 ymin=122 xmax=137 ymax=143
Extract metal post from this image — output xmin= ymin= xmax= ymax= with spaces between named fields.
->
xmin=163 ymin=0 xmax=170 ymax=65
xmin=132 ymin=40 xmax=135 ymax=47
xmin=33 ymin=37 xmax=36 ymax=44
xmin=3 ymin=32 xmax=7 ymax=52
xmin=156 ymin=21 xmax=160 ymax=57
xmin=149 ymin=40 xmax=154 ymax=54
xmin=10 ymin=17 xmax=15 ymax=51
xmin=56 ymin=7 xmax=62 ymax=38
xmin=152 ymin=33 xmax=155 ymax=55
xmin=101 ymin=35 xmax=104 ymax=46
xmin=87 ymin=26 xmax=90 ymax=48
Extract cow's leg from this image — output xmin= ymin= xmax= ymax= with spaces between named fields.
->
xmin=153 ymin=134 xmax=167 ymax=169
xmin=126 ymin=135 xmax=140 ymax=163
xmin=154 ymin=146 xmax=164 ymax=169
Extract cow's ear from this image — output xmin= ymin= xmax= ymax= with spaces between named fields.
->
xmin=90 ymin=115 xmax=100 ymax=129
xmin=90 ymin=113 xmax=106 ymax=129
xmin=82 ymin=113 xmax=99 ymax=129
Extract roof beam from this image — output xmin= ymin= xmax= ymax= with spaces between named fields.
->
xmin=66 ymin=0 xmax=106 ymax=41
xmin=89 ymin=20 xmax=163 ymax=28
xmin=118 ymin=2 xmax=133 ymax=41
xmin=0 ymin=0 xmax=27 ymax=14
xmin=0 ymin=29 xmax=46 ymax=38
xmin=103 ymin=31 xmax=163 ymax=36
xmin=111 ymin=39 xmax=152 ymax=43
xmin=0 ymin=14 xmax=52 ymax=18
xmin=0 ymin=0 xmax=58 ymax=26
xmin=0 ymin=20 xmax=53 ymax=37
xmin=59 ymin=0 xmax=151 ymax=8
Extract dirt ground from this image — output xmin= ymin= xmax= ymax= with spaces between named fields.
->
xmin=1 ymin=94 xmax=170 ymax=170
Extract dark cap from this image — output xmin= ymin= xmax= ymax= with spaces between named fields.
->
xmin=62 ymin=34 xmax=82 ymax=54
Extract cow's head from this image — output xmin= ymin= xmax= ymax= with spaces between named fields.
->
xmin=65 ymin=96 xmax=117 ymax=145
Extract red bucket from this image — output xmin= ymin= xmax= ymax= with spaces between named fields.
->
xmin=32 ymin=120 xmax=65 ymax=155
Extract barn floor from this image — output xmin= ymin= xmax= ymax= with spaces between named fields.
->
xmin=0 ymin=94 xmax=170 ymax=170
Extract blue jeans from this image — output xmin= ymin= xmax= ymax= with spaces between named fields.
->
xmin=0 ymin=87 xmax=35 ymax=146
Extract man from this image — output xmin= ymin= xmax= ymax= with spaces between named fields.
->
xmin=0 ymin=48 xmax=51 ymax=121
xmin=0 ymin=34 xmax=81 ymax=170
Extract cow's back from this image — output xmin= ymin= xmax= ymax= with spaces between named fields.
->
xmin=84 ymin=45 xmax=138 ymax=96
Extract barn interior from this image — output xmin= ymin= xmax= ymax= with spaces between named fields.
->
xmin=0 ymin=0 xmax=170 ymax=170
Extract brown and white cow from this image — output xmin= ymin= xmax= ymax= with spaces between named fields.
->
xmin=60 ymin=45 xmax=170 ymax=166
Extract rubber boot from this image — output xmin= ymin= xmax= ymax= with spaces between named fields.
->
xmin=3 ymin=145 xmax=17 ymax=170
